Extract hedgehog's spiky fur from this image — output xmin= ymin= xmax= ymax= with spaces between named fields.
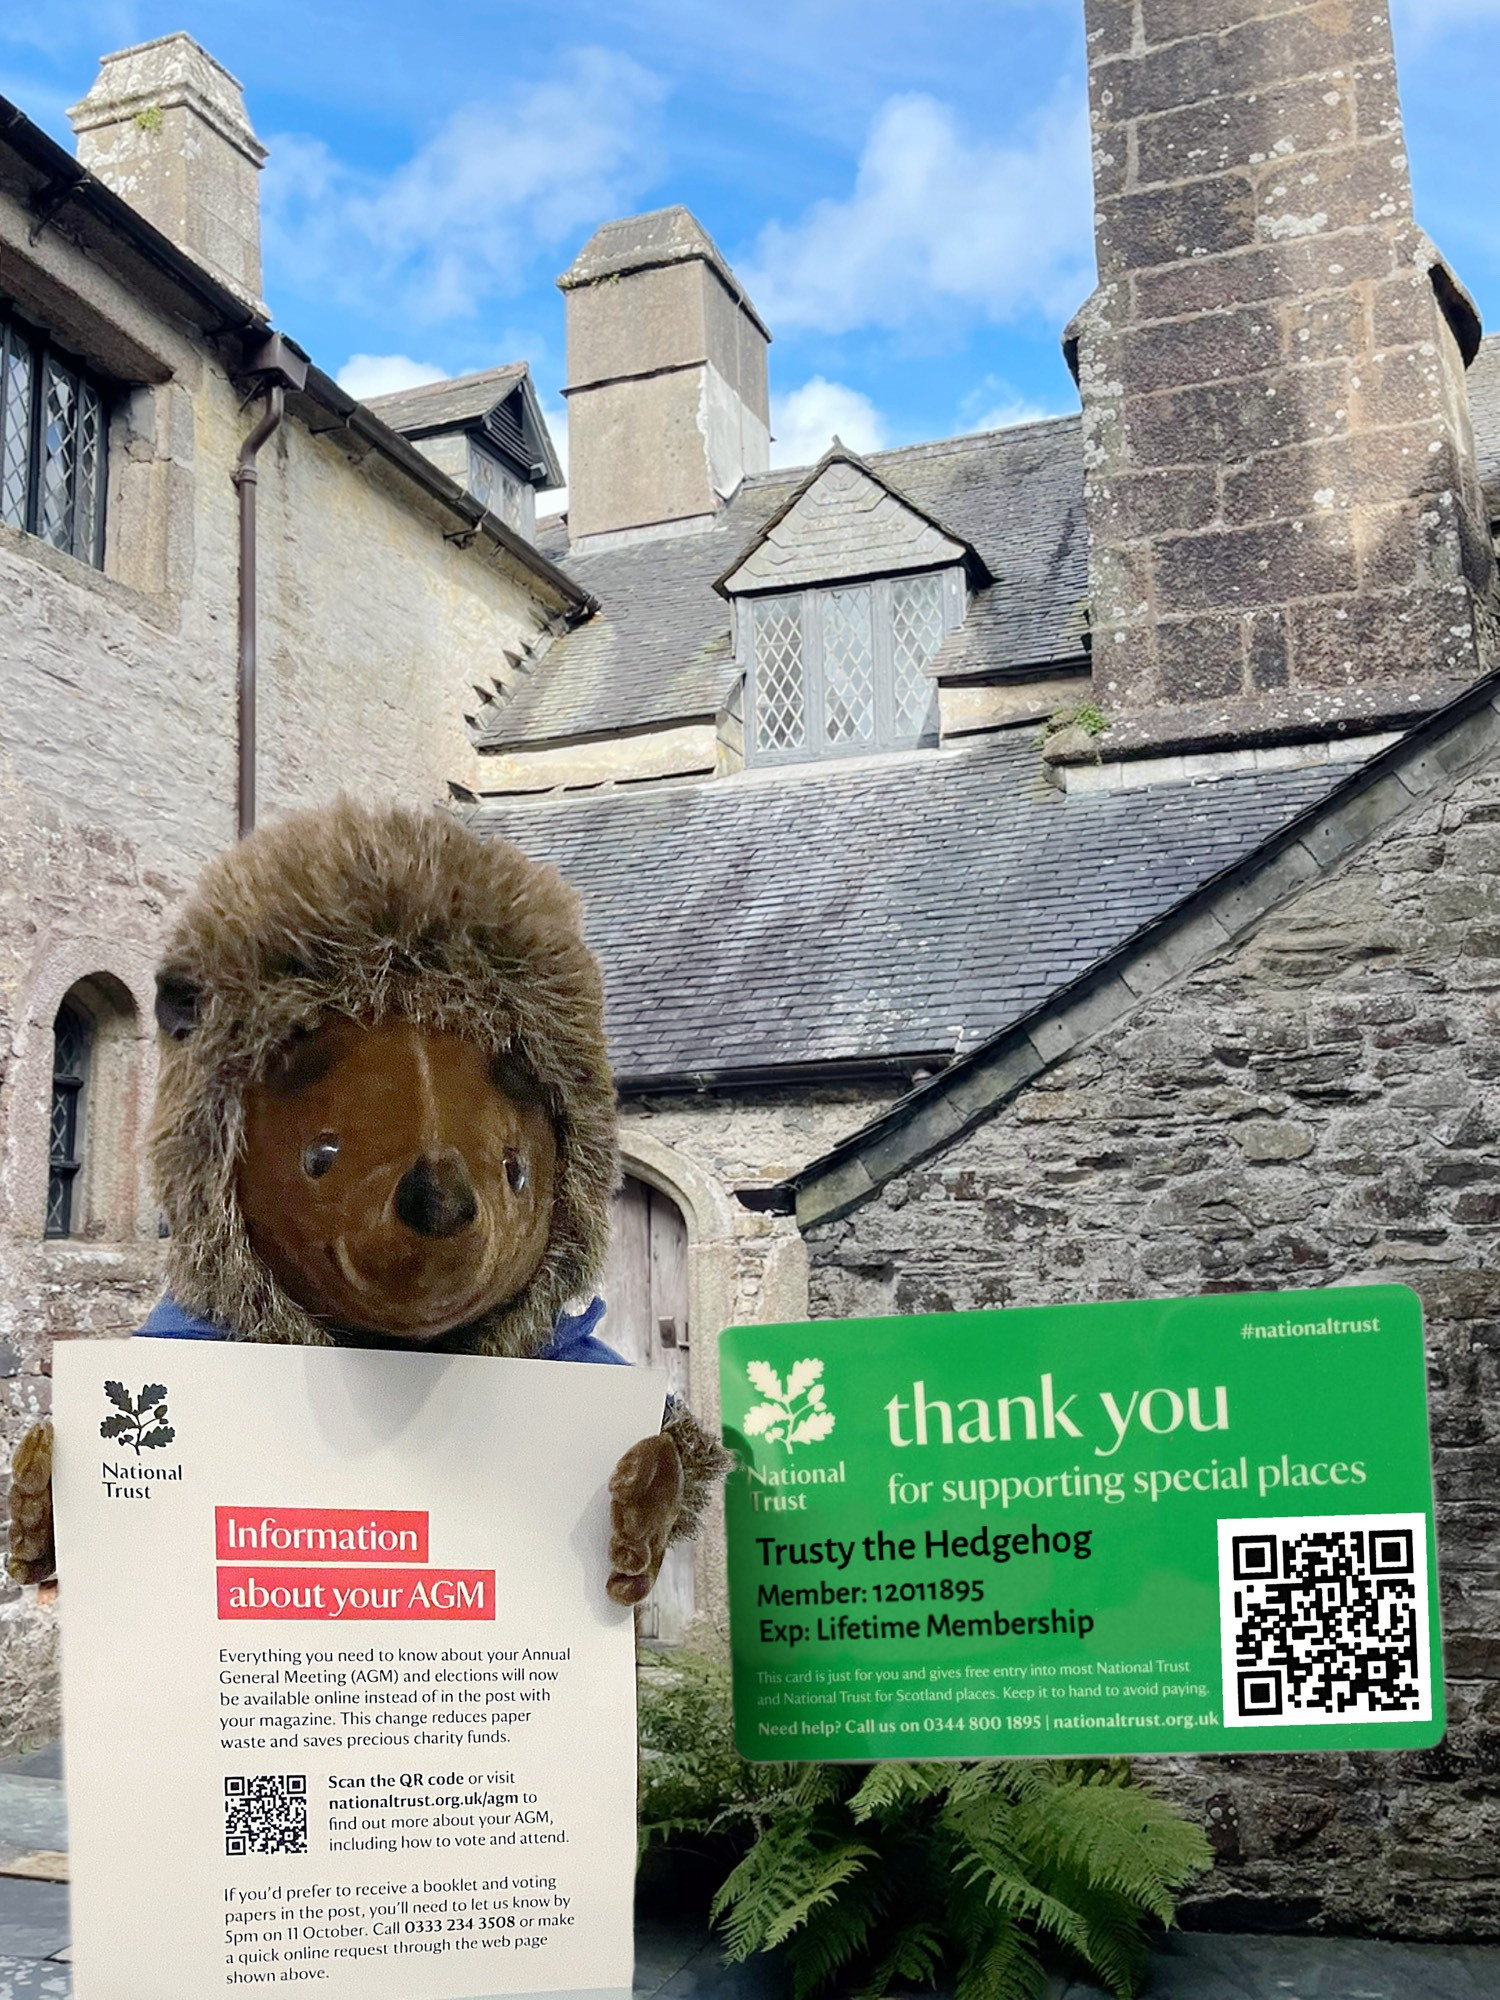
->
xmin=148 ymin=795 xmax=617 ymax=1361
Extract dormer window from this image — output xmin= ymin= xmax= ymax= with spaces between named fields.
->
xmin=362 ymin=365 xmax=563 ymax=547
xmin=747 ymin=569 xmax=960 ymax=762
xmin=718 ymin=446 xmax=988 ymax=769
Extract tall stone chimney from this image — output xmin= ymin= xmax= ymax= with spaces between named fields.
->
xmin=559 ymin=207 xmax=770 ymax=546
xmin=1072 ymin=0 xmax=1496 ymax=753
xmin=68 ymin=34 xmax=266 ymax=307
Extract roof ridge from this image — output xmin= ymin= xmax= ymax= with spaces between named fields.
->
xmin=742 ymin=410 xmax=1082 ymax=490
xmin=365 ymin=361 xmax=526 ymax=407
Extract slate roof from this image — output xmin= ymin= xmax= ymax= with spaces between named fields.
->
xmin=472 ymin=735 xmax=1352 ymax=1083
xmin=477 ymin=414 xmax=1087 ymax=749
xmin=365 ymin=364 xmax=529 ymax=437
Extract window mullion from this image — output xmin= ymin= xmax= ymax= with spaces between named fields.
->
xmin=24 ymin=334 xmax=43 ymax=540
xmin=69 ymin=367 xmax=88 ymax=560
xmin=91 ymin=384 xmax=108 ymax=567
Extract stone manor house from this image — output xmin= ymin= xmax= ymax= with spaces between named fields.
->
xmin=3 ymin=0 xmax=1500 ymax=1938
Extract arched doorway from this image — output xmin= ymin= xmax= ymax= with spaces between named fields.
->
xmin=599 ymin=1173 xmax=692 ymax=1643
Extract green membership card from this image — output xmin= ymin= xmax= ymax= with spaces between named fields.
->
xmin=720 ymin=1286 xmax=1442 ymax=1761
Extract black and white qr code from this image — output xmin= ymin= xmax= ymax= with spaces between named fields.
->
xmin=1218 ymin=1514 xmax=1431 ymax=1729
xmin=225 ymin=1774 xmax=308 ymax=1856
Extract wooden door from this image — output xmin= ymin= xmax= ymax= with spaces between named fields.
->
xmin=599 ymin=1175 xmax=694 ymax=1643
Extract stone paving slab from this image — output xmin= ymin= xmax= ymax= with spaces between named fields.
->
xmin=1124 ymin=1931 xmax=1500 ymax=1999
xmin=5 ymin=1918 xmax=1500 ymax=1998
xmin=0 ymin=1881 xmax=68 ymax=1963
xmin=632 ymin=1922 xmax=1500 ymax=2000
xmin=0 ymin=1754 xmax=61 ymax=1786
xmin=0 ymin=1960 xmax=71 ymax=1999
xmin=0 ymin=1786 xmax=65 ymax=1874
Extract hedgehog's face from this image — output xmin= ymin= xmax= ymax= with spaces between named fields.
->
xmin=236 ymin=1018 xmax=559 ymax=1342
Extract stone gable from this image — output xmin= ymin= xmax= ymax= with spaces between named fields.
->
xmin=803 ymin=740 xmax=1500 ymax=1937
xmin=720 ymin=457 xmax=971 ymax=595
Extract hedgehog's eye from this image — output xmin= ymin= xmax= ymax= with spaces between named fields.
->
xmin=302 ymin=1132 xmax=340 ymax=1179
xmin=504 ymin=1148 xmax=528 ymax=1194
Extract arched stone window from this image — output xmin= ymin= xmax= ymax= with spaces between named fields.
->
xmin=42 ymin=974 xmax=142 ymax=1241
xmin=46 ymin=1002 xmax=90 ymax=1237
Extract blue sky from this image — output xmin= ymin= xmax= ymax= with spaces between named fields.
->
xmin=6 ymin=1 xmax=1500 ymax=501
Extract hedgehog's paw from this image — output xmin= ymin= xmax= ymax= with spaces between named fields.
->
xmin=6 ymin=1421 xmax=56 ymax=1586
xmin=606 ymin=1432 xmax=683 ymax=1606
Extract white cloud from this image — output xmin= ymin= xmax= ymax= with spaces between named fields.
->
xmin=262 ymin=47 xmax=665 ymax=324
xmin=769 ymin=377 xmax=888 ymax=468
xmin=958 ymin=374 xmax=1063 ymax=434
xmin=1393 ymin=0 xmax=1500 ymax=33
xmin=336 ymin=354 xmax=448 ymax=400
xmin=743 ymin=89 xmax=1093 ymax=337
xmin=965 ymin=397 xmax=1056 ymax=431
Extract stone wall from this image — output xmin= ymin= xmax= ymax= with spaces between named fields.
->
xmin=1 ymin=196 xmax=557 ymax=874
xmin=0 ymin=180 xmax=567 ymax=1749
xmin=1074 ymin=0 xmax=1497 ymax=753
xmin=804 ymin=753 xmax=1500 ymax=1939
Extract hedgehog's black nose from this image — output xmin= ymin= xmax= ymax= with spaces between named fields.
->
xmin=394 ymin=1155 xmax=478 ymax=1238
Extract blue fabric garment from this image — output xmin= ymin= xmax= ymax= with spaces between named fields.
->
xmin=135 ymin=1292 xmax=626 ymax=1364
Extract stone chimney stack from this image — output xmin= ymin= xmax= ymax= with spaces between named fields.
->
xmin=69 ymin=35 xmax=266 ymax=307
xmin=1072 ymin=0 xmax=1495 ymax=754
xmin=559 ymin=207 xmax=770 ymax=546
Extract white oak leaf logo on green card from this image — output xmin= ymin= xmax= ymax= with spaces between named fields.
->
xmin=742 ymin=1358 xmax=835 ymax=1453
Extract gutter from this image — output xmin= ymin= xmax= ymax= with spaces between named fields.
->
xmin=614 ymin=1053 xmax=953 ymax=1100
xmin=0 ymin=96 xmax=596 ymax=620
xmin=293 ymin=363 xmax=596 ymax=618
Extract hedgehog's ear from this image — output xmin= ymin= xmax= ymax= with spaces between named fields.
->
xmin=154 ymin=965 xmax=200 ymax=1042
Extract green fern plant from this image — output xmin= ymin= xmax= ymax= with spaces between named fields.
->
xmin=638 ymin=1650 xmax=1211 ymax=2000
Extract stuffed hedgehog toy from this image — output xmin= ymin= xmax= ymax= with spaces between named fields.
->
xmin=6 ymin=797 xmax=728 ymax=1595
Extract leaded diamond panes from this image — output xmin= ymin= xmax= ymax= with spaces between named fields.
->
xmin=891 ymin=571 xmax=945 ymax=735
xmin=821 ymin=586 xmax=876 ymax=744
xmin=745 ymin=566 xmax=961 ymax=765
xmin=0 ymin=320 xmax=33 ymax=532
xmin=40 ymin=360 xmax=77 ymax=551
xmin=0 ymin=298 xmax=109 ymax=568
xmin=753 ymin=596 xmax=806 ymax=750
xmin=75 ymin=380 xmax=105 ymax=564
xmin=47 ymin=1002 xmax=89 ymax=1240
xmin=44 ymin=1174 xmax=68 ymax=1239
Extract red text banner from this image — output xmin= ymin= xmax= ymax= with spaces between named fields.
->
xmin=216 ymin=1566 xmax=494 ymax=1621
xmin=215 ymin=1507 xmax=429 ymax=1563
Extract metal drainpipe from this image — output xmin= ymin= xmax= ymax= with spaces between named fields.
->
xmin=232 ymin=383 xmax=283 ymax=840
xmin=230 ymin=334 xmax=308 ymax=840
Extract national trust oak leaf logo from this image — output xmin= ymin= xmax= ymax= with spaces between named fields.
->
xmin=100 ymin=1381 xmax=175 ymax=1455
xmin=741 ymin=1358 xmax=836 ymax=1453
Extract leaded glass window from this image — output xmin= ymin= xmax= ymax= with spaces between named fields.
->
xmin=47 ymin=1002 xmax=90 ymax=1239
xmin=0 ymin=301 xmax=108 ymax=569
xmin=891 ymin=572 xmax=947 ymax=738
xmin=745 ymin=568 xmax=961 ymax=765
xmin=751 ymin=596 xmax=807 ymax=752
